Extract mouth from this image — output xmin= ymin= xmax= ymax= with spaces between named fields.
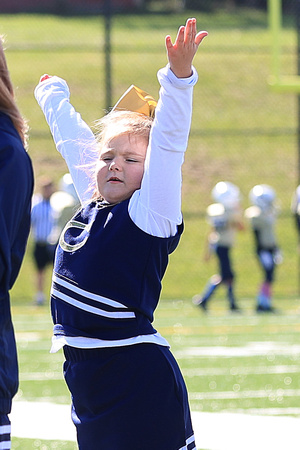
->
xmin=108 ymin=177 xmax=123 ymax=183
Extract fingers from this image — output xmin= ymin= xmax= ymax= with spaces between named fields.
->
xmin=171 ymin=20 xmax=193 ymax=48
xmin=183 ymin=18 xmax=208 ymax=46
xmin=165 ymin=35 xmax=173 ymax=50
xmin=167 ymin=18 xmax=207 ymax=50
xmin=184 ymin=18 xmax=196 ymax=45
xmin=195 ymin=30 xmax=208 ymax=46
xmin=176 ymin=25 xmax=185 ymax=45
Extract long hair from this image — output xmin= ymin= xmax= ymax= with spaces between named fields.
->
xmin=0 ymin=37 xmax=28 ymax=148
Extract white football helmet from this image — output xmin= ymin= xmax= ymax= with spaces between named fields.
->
xmin=211 ymin=181 xmax=240 ymax=209
xmin=249 ymin=184 xmax=276 ymax=210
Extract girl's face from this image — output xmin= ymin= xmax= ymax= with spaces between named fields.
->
xmin=96 ymin=133 xmax=148 ymax=204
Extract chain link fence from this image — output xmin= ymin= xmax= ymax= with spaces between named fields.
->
xmin=2 ymin=0 xmax=300 ymax=304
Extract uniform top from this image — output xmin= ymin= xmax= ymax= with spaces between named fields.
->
xmin=206 ymin=202 xmax=243 ymax=248
xmin=34 ymin=64 xmax=198 ymax=351
xmin=244 ymin=205 xmax=277 ymax=250
xmin=52 ymin=198 xmax=183 ymax=345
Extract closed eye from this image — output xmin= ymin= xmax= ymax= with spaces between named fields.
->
xmin=102 ymin=156 xmax=113 ymax=161
xmin=126 ymin=158 xmax=138 ymax=163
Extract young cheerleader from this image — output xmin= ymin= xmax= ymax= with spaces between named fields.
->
xmin=35 ymin=18 xmax=207 ymax=449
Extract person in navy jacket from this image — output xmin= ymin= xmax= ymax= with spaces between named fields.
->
xmin=35 ymin=19 xmax=207 ymax=450
xmin=0 ymin=37 xmax=33 ymax=448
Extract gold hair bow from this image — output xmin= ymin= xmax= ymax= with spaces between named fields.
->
xmin=112 ymin=85 xmax=157 ymax=118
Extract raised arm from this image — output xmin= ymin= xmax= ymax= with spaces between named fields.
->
xmin=34 ymin=76 xmax=98 ymax=205
xmin=129 ymin=18 xmax=207 ymax=238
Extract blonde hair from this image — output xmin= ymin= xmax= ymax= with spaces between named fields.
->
xmin=91 ymin=110 xmax=153 ymax=199
xmin=0 ymin=37 xmax=28 ymax=148
xmin=95 ymin=109 xmax=153 ymax=151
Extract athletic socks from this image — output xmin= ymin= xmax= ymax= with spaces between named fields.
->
xmin=192 ymin=275 xmax=221 ymax=309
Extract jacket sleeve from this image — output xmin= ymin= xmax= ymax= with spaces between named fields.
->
xmin=0 ymin=140 xmax=33 ymax=294
xmin=34 ymin=77 xmax=98 ymax=205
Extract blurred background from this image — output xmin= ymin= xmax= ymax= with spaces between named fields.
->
xmin=1 ymin=0 xmax=300 ymax=307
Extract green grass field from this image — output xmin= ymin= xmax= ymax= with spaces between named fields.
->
xmin=1 ymin=8 xmax=300 ymax=449
xmin=2 ymin=8 xmax=299 ymax=301
xmin=11 ymin=295 xmax=300 ymax=449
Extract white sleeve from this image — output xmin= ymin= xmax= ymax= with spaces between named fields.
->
xmin=129 ymin=64 xmax=198 ymax=237
xmin=34 ymin=77 xmax=98 ymax=205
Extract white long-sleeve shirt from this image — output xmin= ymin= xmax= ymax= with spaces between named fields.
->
xmin=34 ymin=65 xmax=198 ymax=239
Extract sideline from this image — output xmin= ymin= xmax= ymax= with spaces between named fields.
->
xmin=10 ymin=401 xmax=300 ymax=449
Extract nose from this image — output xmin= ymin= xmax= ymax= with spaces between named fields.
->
xmin=109 ymin=159 xmax=121 ymax=171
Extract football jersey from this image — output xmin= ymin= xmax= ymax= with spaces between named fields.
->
xmin=206 ymin=202 xmax=242 ymax=247
xmin=245 ymin=205 xmax=277 ymax=249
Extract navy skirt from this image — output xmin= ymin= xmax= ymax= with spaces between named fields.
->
xmin=63 ymin=343 xmax=196 ymax=450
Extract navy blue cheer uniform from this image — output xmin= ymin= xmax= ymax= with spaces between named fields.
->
xmin=35 ymin=64 xmax=198 ymax=450
xmin=0 ymin=113 xmax=33 ymax=438
xmin=51 ymin=200 xmax=195 ymax=449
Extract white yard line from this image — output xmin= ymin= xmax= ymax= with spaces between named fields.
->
xmin=183 ymin=364 xmax=300 ymax=376
xmin=9 ymin=401 xmax=300 ymax=449
xmin=192 ymin=411 xmax=300 ymax=450
xmin=190 ymin=388 xmax=300 ymax=400
xmin=10 ymin=402 xmax=76 ymax=442
xmin=177 ymin=342 xmax=300 ymax=358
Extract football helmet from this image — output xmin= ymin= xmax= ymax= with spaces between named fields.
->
xmin=249 ymin=184 xmax=275 ymax=210
xmin=211 ymin=181 xmax=240 ymax=209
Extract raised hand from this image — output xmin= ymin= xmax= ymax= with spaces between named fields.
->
xmin=165 ymin=18 xmax=208 ymax=78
